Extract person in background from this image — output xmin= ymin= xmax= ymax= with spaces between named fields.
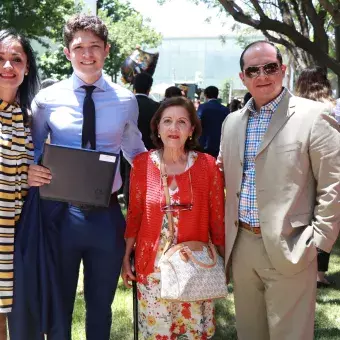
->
xmin=219 ymin=40 xmax=340 ymax=340
xmin=40 ymin=78 xmax=58 ymax=90
xmin=133 ymin=72 xmax=160 ymax=150
xmin=229 ymin=98 xmax=242 ymax=112
xmin=335 ymin=98 xmax=340 ymax=124
xmin=27 ymin=15 xmax=145 ymax=340
xmin=0 ymin=28 xmax=39 ymax=340
xmin=164 ymin=85 xmax=182 ymax=99
xmin=243 ymin=92 xmax=252 ymax=106
xmin=122 ymin=96 xmax=225 ymax=339
xmin=295 ymin=66 xmax=339 ymax=288
xmin=120 ymin=72 xmax=160 ymax=206
xmin=197 ymin=85 xmax=229 ymax=158
xmin=194 ymin=96 xmax=200 ymax=110
xmin=295 ymin=66 xmax=337 ymax=120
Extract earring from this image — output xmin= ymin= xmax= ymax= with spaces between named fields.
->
xmin=189 ymin=136 xmax=192 ymax=140
xmin=158 ymin=134 xmax=160 ymax=138
xmin=25 ymin=72 xmax=28 ymax=76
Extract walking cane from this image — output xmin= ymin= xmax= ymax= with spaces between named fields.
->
xmin=130 ymin=251 xmax=138 ymax=340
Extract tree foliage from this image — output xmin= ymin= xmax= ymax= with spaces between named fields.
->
xmin=98 ymin=0 xmax=162 ymax=81
xmin=39 ymin=45 xmax=73 ymax=80
xmin=39 ymin=0 xmax=162 ymax=81
xmin=0 ymin=0 xmax=75 ymax=46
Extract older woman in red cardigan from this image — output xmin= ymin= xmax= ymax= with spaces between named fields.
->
xmin=122 ymin=96 xmax=225 ymax=339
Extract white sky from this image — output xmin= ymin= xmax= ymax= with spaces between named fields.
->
xmin=126 ymin=0 xmax=231 ymax=37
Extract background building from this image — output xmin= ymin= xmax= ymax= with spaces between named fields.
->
xmin=151 ymin=36 xmax=245 ymax=90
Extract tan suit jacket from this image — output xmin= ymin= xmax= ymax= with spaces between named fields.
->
xmin=220 ymin=91 xmax=340 ymax=276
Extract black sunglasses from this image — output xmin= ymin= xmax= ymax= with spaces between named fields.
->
xmin=244 ymin=62 xmax=280 ymax=78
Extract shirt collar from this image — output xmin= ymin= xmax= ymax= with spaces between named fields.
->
xmin=71 ymin=73 xmax=107 ymax=92
xmin=247 ymin=87 xmax=287 ymax=115
xmin=135 ymin=93 xmax=149 ymax=98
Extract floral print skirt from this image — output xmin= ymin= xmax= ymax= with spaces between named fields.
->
xmin=137 ymin=213 xmax=215 ymax=340
xmin=137 ymin=273 xmax=215 ymax=340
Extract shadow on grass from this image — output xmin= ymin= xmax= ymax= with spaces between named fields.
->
xmin=71 ymin=239 xmax=340 ymax=339
xmin=314 ymin=238 xmax=340 ymax=339
xmin=314 ymin=328 xmax=340 ymax=339
xmin=110 ymin=308 xmax=133 ymax=340
xmin=212 ymin=285 xmax=237 ymax=340
xmin=315 ymin=306 xmax=340 ymax=339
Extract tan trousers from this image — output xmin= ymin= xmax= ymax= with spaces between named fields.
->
xmin=232 ymin=228 xmax=317 ymax=340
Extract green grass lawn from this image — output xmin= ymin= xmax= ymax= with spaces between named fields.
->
xmin=72 ymin=238 xmax=340 ymax=340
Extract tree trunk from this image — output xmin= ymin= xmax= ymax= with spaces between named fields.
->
xmin=218 ymin=0 xmax=340 ymax=77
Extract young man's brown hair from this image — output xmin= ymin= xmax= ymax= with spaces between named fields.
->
xmin=63 ymin=15 xmax=109 ymax=48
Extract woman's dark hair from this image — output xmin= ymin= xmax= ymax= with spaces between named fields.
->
xmin=229 ymin=99 xmax=242 ymax=112
xmin=0 ymin=29 xmax=40 ymax=123
xmin=164 ymin=86 xmax=182 ymax=99
xmin=150 ymin=97 xmax=202 ymax=151
xmin=243 ymin=92 xmax=252 ymax=105
xmin=295 ymin=66 xmax=334 ymax=103
xmin=64 ymin=15 xmax=109 ymax=48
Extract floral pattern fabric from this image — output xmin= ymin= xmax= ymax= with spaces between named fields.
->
xmin=137 ymin=151 xmax=216 ymax=340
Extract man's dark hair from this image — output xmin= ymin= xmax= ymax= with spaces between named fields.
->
xmin=41 ymin=78 xmax=58 ymax=89
xmin=63 ymin=15 xmax=109 ymax=48
xmin=133 ymin=73 xmax=153 ymax=94
xmin=0 ymin=29 xmax=40 ymax=124
xmin=164 ymin=86 xmax=182 ymax=99
xmin=204 ymin=86 xmax=219 ymax=99
xmin=239 ymin=40 xmax=283 ymax=71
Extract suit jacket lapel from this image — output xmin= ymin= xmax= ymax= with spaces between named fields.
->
xmin=238 ymin=108 xmax=249 ymax=163
xmin=256 ymin=91 xmax=296 ymax=158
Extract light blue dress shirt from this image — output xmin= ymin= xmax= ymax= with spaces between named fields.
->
xmin=31 ymin=73 xmax=146 ymax=192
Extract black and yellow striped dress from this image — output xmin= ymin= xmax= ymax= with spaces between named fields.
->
xmin=0 ymin=99 xmax=34 ymax=313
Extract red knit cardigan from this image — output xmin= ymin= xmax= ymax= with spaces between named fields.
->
xmin=125 ymin=151 xmax=225 ymax=278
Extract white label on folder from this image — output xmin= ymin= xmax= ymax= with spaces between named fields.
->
xmin=99 ymin=154 xmax=116 ymax=163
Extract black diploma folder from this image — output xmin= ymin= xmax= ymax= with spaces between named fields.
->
xmin=39 ymin=144 xmax=119 ymax=207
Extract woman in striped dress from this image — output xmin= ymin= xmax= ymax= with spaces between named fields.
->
xmin=0 ymin=29 xmax=39 ymax=339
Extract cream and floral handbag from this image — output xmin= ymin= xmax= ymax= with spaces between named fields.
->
xmin=158 ymin=162 xmax=228 ymax=302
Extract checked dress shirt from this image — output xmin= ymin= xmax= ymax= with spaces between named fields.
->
xmin=239 ymin=88 xmax=287 ymax=228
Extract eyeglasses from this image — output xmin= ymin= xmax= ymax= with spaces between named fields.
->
xmin=160 ymin=170 xmax=194 ymax=213
xmin=244 ymin=62 xmax=280 ymax=78
xmin=161 ymin=203 xmax=193 ymax=212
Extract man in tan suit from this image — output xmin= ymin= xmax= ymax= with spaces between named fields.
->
xmin=219 ymin=41 xmax=340 ymax=340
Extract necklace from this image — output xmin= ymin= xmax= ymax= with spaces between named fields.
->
xmin=159 ymin=149 xmax=189 ymax=176
xmin=159 ymin=150 xmax=194 ymax=212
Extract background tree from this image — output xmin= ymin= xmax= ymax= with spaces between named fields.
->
xmin=0 ymin=0 xmax=74 ymax=46
xmin=39 ymin=0 xmax=162 ymax=82
xmin=98 ymin=0 xmax=162 ymax=82
xmin=39 ymin=45 xmax=73 ymax=80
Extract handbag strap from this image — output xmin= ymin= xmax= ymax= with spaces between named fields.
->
xmin=160 ymin=161 xmax=175 ymax=251
xmin=160 ymin=154 xmax=213 ymax=254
